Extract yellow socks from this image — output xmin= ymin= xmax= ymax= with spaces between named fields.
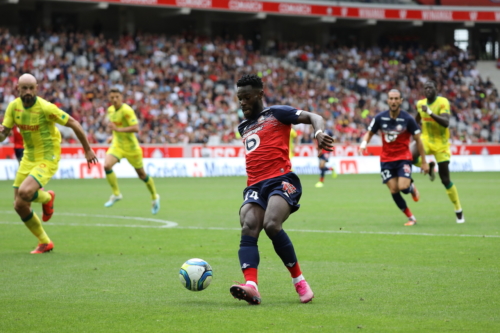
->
xmin=143 ymin=175 xmax=157 ymax=200
xmin=22 ymin=211 xmax=50 ymax=244
xmin=31 ymin=190 xmax=51 ymax=204
xmin=106 ymin=170 xmax=120 ymax=196
xmin=445 ymin=182 xmax=462 ymax=211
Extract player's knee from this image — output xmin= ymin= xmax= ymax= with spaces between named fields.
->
xmin=104 ymin=164 xmax=113 ymax=172
xmin=17 ymin=188 xmax=33 ymax=202
xmin=263 ymin=220 xmax=282 ymax=238
xmin=240 ymin=221 xmax=259 ymax=236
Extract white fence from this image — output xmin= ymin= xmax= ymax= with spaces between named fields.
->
xmin=0 ymin=156 xmax=499 ymax=180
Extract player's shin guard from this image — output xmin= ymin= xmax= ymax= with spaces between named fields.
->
xmin=445 ymin=182 xmax=462 ymax=211
xmin=30 ymin=190 xmax=51 ymax=204
xmin=271 ymin=229 xmax=302 ymax=278
xmin=105 ymin=169 xmax=120 ymax=196
xmin=22 ymin=210 xmax=50 ymax=244
xmin=239 ymin=235 xmax=259 ymax=284
xmin=142 ymin=175 xmax=157 ymax=200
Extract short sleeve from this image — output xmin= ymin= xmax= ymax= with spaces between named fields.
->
xmin=439 ymin=99 xmax=451 ymax=115
xmin=367 ymin=117 xmax=379 ymax=134
xmin=45 ymin=103 xmax=70 ymax=126
xmin=406 ymin=115 xmax=421 ymax=135
xmin=2 ymin=102 xmax=15 ymax=128
xmin=270 ymin=105 xmax=302 ymax=125
xmin=124 ymin=107 xmax=138 ymax=126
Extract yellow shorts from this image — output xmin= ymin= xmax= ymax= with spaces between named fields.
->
xmin=423 ymin=140 xmax=451 ymax=164
xmin=13 ymin=159 xmax=59 ymax=188
xmin=107 ymin=146 xmax=144 ymax=169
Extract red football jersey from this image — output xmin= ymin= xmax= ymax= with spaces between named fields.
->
xmin=12 ymin=125 xmax=24 ymax=149
xmin=238 ymin=105 xmax=302 ymax=186
xmin=367 ymin=110 xmax=420 ymax=162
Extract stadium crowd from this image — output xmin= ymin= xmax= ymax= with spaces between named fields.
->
xmin=0 ymin=27 xmax=499 ymax=146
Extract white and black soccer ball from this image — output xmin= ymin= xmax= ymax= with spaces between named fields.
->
xmin=179 ymin=258 xmax=213 ymax=291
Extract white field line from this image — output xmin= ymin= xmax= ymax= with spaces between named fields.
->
xmin=0 ymin=211 xmax=498 ymax=238
xmin=0 ymin=210 xmax=178 ymax=228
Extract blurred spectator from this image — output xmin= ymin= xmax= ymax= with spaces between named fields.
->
xmin=0 ymin=27 xmax=498 ymax=146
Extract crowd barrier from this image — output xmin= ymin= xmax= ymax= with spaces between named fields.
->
xmin=1 ymin=144 xmax=500 ymax=159
xmin=0 ymin=156 xmax=499 ymax=180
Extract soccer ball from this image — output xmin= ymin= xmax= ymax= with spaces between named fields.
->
xmin=179 ymin=258 xmax=213 ymax=291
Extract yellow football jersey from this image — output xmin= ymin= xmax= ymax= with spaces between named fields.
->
xmin=2 ymin=97 xmax=69 ymax=162
xmin=289 ymin=128 xmax=298 ymax=158
xmin=416 ymin=96 xmax=451 ymax=147
xmin=107 ymin=103 xmax=140 ymax=151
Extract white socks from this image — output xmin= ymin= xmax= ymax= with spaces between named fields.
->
xmin=292 ymin=274 xmax=305 ymax=285
xmin=246 ymin=281 xmax=258 ymax=290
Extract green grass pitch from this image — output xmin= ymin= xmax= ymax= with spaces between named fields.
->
xmin=0 ymin=173 xmax=499 ymax=332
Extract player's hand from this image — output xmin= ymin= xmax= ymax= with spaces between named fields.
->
xmin=316 ymin=132 xmax=334 ymax=157
xmin=85 ymin=149 xmax=98 ymax=169
xmin=106 ymin=136 xmax=113 ymax=144
xmin=358 ymin=146 xmax=367 ymax=155
xmin=421 ymin=105 xmax=428 ymax=113
xmin=420 ymin=161 xmax=430 ymax=175
xmin=107 ymin=122 xmax=117 ymax=131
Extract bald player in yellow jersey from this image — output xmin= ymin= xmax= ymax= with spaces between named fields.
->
xmin=412 ymin=81 xmax=464 ymax=223
xmin=0 ymin=73 xmax=98 ymax=254
xmin=103 ymin=88 xmax=160 ymax=214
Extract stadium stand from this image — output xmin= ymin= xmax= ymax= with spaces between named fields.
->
xmin=0 ymin=27 xmax=499 ymax=146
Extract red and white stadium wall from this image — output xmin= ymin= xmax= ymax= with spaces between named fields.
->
xmin=0 ymin=155 xmax=499 ymax=180
xmin=67 ymin=0 xmax=500 ymax=23
xmin=1 ymin=144 xmax=500 ymax=160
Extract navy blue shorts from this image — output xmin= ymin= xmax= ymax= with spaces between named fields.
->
xmin=318 ymin=154 xmax=329 ymax=162
xmin=241 ymin=172 xmax=302 ymax=214
xmin=380 ymin=160 xmax=412 ymax=184
xmin=14 ymin=148 xmax=24 ymax=161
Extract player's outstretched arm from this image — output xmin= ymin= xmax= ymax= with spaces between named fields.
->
xmin=108 ymin=122 xmax=139 ymax=133
xmin=359 ymin=131 xmax=374 ymax=155
xmin=65 ymin=117 xmax=98 ymax=168
xmin=296 ymin=111 xmax=334 ymax=153
xmin=413 ymin=133 xmax=429 ymax=174
xmin=421 ymin=105 xmax=449 ymax=128
xmin=0 ymin=125 xmax=12 ymax=142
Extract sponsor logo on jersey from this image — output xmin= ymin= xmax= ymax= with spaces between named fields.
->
xmin=15 ymin=109 xmax=23 ymax=112
xmin=18 ymin=124 xmax=39 ymax=131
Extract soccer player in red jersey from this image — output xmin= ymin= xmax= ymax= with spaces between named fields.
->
xmin=359 ymin=89 xmax=429 ymax=226
xmin=11 ymin=125 xmax=24 ymax=163
xmin=229 ymin=74 xmax=334 ymax=305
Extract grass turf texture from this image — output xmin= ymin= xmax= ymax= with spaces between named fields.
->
xmin=0 ymin=172 xmax=499 ymax=332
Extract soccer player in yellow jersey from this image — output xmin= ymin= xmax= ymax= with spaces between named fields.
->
xmin=0 ymin=73 xmax=98 ymax=253
xmin=289 ymin=127 xmax=298 ymax=160
xmin=412 ymin=81 xmax=464 ymax=223
xmin=103 ymin=88 xmax=160 ymax=214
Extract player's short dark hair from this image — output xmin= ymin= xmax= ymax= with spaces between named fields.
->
xmin=425 ymin=80 xmax=437 ymax=88
xmin=237 ymin=74 xmax=263 ymax=89
xmin=109 ymin=87 xmax=122 ymax=94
